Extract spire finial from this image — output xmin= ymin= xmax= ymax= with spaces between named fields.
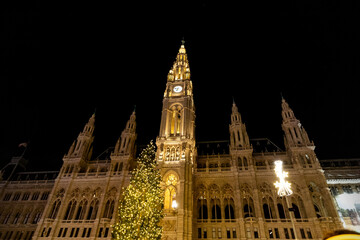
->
xmin=181 ymin=37 xmax=185 ymax=46
xmin=280 ymin=92 xmax=286 ymax=102
xmin=133 ymin=105 xmax=136 ymax=113
xmin=232 ymin=96 xmax=236 ymax=105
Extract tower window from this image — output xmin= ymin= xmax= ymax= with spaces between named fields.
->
xmin=3 ymin=193 xmax=12 ymax=201
xmin=306 ymin=228 xmax=312 ymax=239
xmin=164 ymin=174 xmax=177 ymax=210
xmin=13 ymin=193 xmax=21 ymax=201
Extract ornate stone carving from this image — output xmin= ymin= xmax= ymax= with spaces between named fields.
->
xmin=162 ymin=220 xmax=176 ymax=231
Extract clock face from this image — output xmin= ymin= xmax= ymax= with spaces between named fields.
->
xmin=173 ymin=86 xmax=183 ymax=93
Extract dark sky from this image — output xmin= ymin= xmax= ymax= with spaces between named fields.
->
xmin=1 ymin=1 xmax=359 ymax=170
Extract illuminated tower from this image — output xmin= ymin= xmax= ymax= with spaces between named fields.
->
xmin=281 ymin=99 xmax=341 ymax=229
xmin=281 ymin=97 xmax=318 ymax=168
xmin=156 ymin=40 xmax=195 ymax=240
xmin=281 ymin=98 xmax=313 ymax=149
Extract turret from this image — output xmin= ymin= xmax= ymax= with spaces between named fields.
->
xmin=113 ymin=110 xmax=137 ymax=156
xmin=229 ymin=101 xmax=250 ymax=150
xmin=281 ymin=98 xmax=314 ymax=149
xmin=64 ymin=113 xmax=95 ymax=161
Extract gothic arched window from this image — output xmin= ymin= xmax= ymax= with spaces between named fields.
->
xmin=198 ymin=199 xmax=208 ymax=219
xmin=48 ymin=200 xmax=61 ymax=219
xmin=292 ymin=203 xmax=301 ymax=219
xmin=263 ymin=204 xmax=273 ymax=219
xmin=277 ymin=203 xmax=286 ymax=219
xmin=64 ymin=200 xmax=77 ymax=220
xmin=32 ymin=211 xmax=42 ymax=223
xmin=75 ymin=200 xmax=88 ymax=220
xmin=119 ymin=162 xmax=123 ymax=171
xmin=164 ymin=174 xmax=177 ymax=210
xmin=103 ymin=200 xmax=115 ymax=219
xmin=243 ymin=157 xmax=248 ymax=167
xmin=224 ymin=198 xmax=235 ymax=220
xmin=23 ymin=212 xmax=31 ymax=224
xmin=314 ymin=204 xmax=322 ymax=218
xmin=211 ymin=199 xmax=221 ymax=219
xmin=13 ymin=212 xmax=21 ymax=224
xmin=238 ymin=157 xmax=242 ymax=167
xmin=243 ymin=198 xmax=255 ymax=218
xmin=262 ymin=197 xmax=275 ymax=219
xmin=87 ymin=199 xmax=99 ymax=220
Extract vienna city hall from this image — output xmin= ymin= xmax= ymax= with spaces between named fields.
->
xmin=1 ymin=42 xmax=359 ymax=240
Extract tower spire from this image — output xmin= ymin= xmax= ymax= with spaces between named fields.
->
xmin=281 ymin=98 xmax=313 ymax=149
xmin=113 ymin=111 xmax=137 ymax=156
xmin=65 ymin=113 xmax=95 ymax=161
xmin=229 ymin=101 xmax=250 ymax=149
xmin=167 ymin=41 xmax=190 ymax=82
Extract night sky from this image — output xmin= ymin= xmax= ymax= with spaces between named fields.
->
xmin=1 ymin=1 xmax=359 ymax=171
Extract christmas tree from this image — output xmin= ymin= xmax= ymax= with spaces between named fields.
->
xmin=112 ymin=140 xmax=164 ymax=240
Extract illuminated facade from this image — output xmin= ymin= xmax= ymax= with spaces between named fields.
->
xmin=0 ymin=42 xmax=354 ymax=240
xmin=321 ymin=158 xmax=360 ymax=232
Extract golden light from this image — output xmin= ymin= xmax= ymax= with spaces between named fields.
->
xmin=171 ymin=200 xmax=178 ymax=209
xmin=274 ymin=160 xmax=293 ymax=196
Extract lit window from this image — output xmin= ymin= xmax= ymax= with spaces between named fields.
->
xmin=164 ymin=174 xmax=177 ymax=210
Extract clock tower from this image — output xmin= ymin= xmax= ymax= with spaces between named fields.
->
xmin=156 ymin=41 xmax=195 ymax=240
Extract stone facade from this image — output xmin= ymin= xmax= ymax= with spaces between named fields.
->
xmin=0 ymin=43 xmax=350 ymax=240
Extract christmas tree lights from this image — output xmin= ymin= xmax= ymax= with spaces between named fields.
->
xmin=112 ymin=141 xmax=164 ymax=240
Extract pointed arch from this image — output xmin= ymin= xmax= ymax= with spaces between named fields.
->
xmin=262 ymin=197 xmax=275 ymax=219
xmin=290 ymin=194 xmax=306 ymax=219
xmin=208 ymin=184 xmax=221 ymax=199
xmin=243 ymin=197 xmax=255 ymax=218
xmin=48 ymin=199 xmax=61 ymax=219
xmin=222 ymin=183 xmax=233 ymax=198
xmin=211 ymin=198 xmax=221 ymax=219
xmin=102 ymin=199 xmax=115 ymax=219
xmin=164 ymin=172 xmax=178 ymax=210
xmin=87 ymin=199 xmax=99 ymax=220
xmin=224 ymin=197 xmax=235 ymax=220
xmin=198 ymin=198 xmax=208 ymax=219
xmin=64 ymin=199 xmax=77 ymax=220
xmin=292 ymin=203 xmax=301 ymax=219
xmin=75 ymin=199 xmax=88 ymax=220
xmin=237 ymin=157 xmax=242 ymax=167
xmin=197 ymin=184 xmax=208 ymax=220
xmin=243 ymin=157 xmax=248 ymax=167
xmin=277 ymin=203 xmax=286 ymax=219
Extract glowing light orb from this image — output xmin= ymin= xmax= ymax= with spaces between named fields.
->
xmin=172 ymin=200 xmax=178 ymax=209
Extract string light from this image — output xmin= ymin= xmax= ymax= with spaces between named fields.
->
xmin=112 ymin=141 xmax=164 ymax=240
xmin=274 ymin=160 xmax=293 ymax=197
